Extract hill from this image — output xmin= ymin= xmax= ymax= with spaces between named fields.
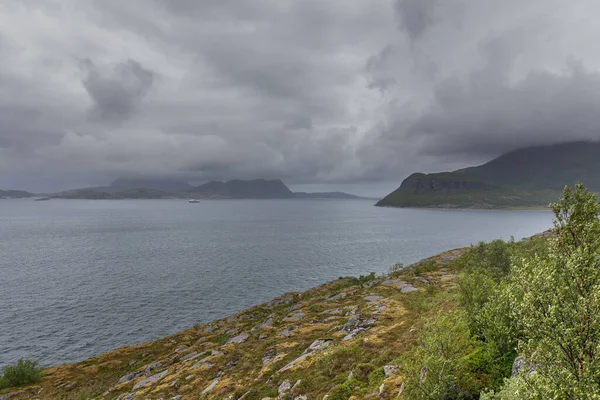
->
xmin=109 ymin=178 xmax=194 ymax=193
xmin=0 ymin=190 xmax=35 ymax=199
xmin=188 ymin=179 xmax=294 ymax=199
xmin=377 ymin=141 xmax=600 ymax=208
xmin=292 ymin=191 xmax=364 ymax=199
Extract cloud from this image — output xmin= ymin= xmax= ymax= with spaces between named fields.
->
xmin=1 ymin=0 xmax=600 ymax=194
xmin=81 ymin=59 xmax=155 ymax=124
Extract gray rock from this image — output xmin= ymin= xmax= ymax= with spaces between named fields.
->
xmin=143 ymin=361 xmax=163 ymax=375
xmin=346 ymin=305 xmax=359 ymax=316
xmin=322 ymin=308 xmax=343 ymax=315
xmin=441 ymin=274 xmax=457 ymax=280
xmin=117 ymin=393 xmax=137 ymax=400
xmin=133 ymin=369 xmax=168 ymax=390
xmin=381 ymin=279 xmax=401 ymax=286
xmin=259 ymin=333 xmax=268 ymax=340
xmin=226 ymin=332 xmax=250 ymax=344
xmin=202 ymin=376 xmax=220 ymax=394
xmin=279 ymin=380 xmax=292 ymax=396
xmin=279 ymin=325 xmax=298 ymax=337
xmin=279 ymin=339 xmax=333 ymax=372
xmin=364 ymin=295 xmax=385 ymax=303
xmin=175 ymin=345 xmax=188 ymax=352
xmin=252 ymin=315 xmax=274 ymax=331
xmin=263 ymin=348 xmax=276 ymax=364
xmin=117 ymin=371 xmax=143 ymax=385
xmin=295 ymin=396 xmax=308 ymax=400
xmin=342 ymin=328 xmax=367 ymax=341
xmin=328 ymin=292 xmax=347 ymax=301
xmin=170 ymin=396 xmax=183 ymax=400
xmin=283 ymin=312 xmax=305 ymax=321
xmin=384 ymin=365 xmax=399 ymax=377
xmin=401 ymin=285 xmax=419 ymax=293
xmin=343 ymin=315 xmax=361 ymax=332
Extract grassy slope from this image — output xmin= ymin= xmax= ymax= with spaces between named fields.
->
xmin=0 ymin=249 xmax=469 ymax=400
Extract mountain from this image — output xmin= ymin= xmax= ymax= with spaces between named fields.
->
xmin=0 ymin=190 xmax=35 ymax=199
xmin=293 ymin=191 xmax=364 ymax=199
xmin=377 ymin=141 xmax=600 ymax=209
xmin=109 ymin=178 xmax=194 ymax=193
xmin=188 ymin=179 xmax=295 ymax=199
xmin=57 ymin=188 xmax=172 ymax=200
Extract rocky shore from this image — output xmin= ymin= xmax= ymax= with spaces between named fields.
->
xmin=0 ymin=248 xmax=467 ymax=400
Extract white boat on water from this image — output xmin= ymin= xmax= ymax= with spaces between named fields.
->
xmin=188 ymin=199 xmax=199 ymax=203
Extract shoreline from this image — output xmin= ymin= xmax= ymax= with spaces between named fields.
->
xmin=1 ymin=247 xmax=469 ymax=400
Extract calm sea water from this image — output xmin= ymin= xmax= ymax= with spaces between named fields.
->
xmin=0 ymin=199 xmax=552 ymax=367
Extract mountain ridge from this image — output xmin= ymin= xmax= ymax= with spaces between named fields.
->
xmin=377 ymin=141 xmax=600 ymax=209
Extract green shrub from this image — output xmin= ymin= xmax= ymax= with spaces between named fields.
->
xmin=401 ymin=310 xmax=484 ymax=399
xmin=368 ymin=367 xmax=386 ymax=387
xmin=352 ymin=363 xmax=376 ymax=383
xmin=0 ymin=359 xmax=42 ymax=389
xmin=328 ymin=383 xmax=352 ymax=400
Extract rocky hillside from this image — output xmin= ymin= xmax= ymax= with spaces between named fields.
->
xmin=377 ymin=141 xmax=600 ymax=208
xmin=0 ymin=249 xmax=467 ymax=400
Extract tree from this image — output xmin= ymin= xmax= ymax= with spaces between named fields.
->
xmin=495 ymin=184 xmax=600 ymax=399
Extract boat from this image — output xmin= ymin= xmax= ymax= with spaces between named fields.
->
xmin=188 ymin=199 xmax=199 ymax=203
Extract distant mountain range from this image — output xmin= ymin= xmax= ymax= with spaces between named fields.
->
xmin=50 ymin=179 xmax=365 ymax=200
xmin=0 ymin=190 xmax=35 ymax=199
xmin=377 ymin=141 xmax=600 ymax=209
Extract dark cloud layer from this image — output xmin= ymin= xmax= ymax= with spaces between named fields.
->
xmin=0 ymin=0 xmax=599 ymax=194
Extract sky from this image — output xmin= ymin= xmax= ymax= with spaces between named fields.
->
xmin=2 ymin=0 xmax=600 ymax=196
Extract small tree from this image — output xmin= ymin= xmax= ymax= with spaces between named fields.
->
xmin=501 ymin=184 xmax=600 ymax=398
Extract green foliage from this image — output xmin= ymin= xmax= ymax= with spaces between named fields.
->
xmin=458 ymin=240 xmax=513 ymax=279
xmin=497 ymin=184 xmax=600 ymax=398
xmin=0 ymin=359 xmax=42 ymax=389
xmin=352 ymin=363 xmax=376 ymax=383
xmin=402 ymin=310 xmax=483 ymax=399
xmin=368 ymin=367 xmax=386 ymax=387
xmin=334 ymin=272 xmax=378 ymax=290
xmin=328 ymin=383 xmax=353 ymax=400
xmin=413 ymin=260 xmax=438 ymax=275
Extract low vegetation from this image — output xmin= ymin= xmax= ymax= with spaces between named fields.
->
xmin=2 ymin=184 xmax=599 ymax=399
xmin=0 ymin=359 xmax=42 ymax=389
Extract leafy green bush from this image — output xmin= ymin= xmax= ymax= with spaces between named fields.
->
xmin=328 ymin=383 xmax=352 ymax=400
xmin=0 ymin=359 xmax=42 ymax=389
xmin=401 ymin=310 xmax=484 ymax=399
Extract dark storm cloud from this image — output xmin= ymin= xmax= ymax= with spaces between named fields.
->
xmin=2 ymin=0 xmax=600 ymax=194
xmin=81 ymin=59 xmax=155 ymax=124
xmin=394 ymin=0 xmax=438 ymax=42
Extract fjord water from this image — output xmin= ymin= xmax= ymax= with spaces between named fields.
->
xmin=0 ymin=199 xmax=551 ymax=367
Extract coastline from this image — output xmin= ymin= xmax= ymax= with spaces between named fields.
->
xmin=1 ymin=247 xmax=468 ymax=400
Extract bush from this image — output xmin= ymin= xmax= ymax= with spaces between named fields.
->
xmin=352 ymin=363 xmax=376 ymax=383
xmin=401 ymin=310 xmax=483 ymax=399
xmin=0 ymin=359 xmax=42 ymax=389
xmin=328 ymin=383 xmax=352 ymax=400
xmin=368 ymin=367 xmax=386 ymax=387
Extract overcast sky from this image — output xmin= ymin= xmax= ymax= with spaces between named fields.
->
xmin=2 ymin=0 xmax=600 ymax=195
